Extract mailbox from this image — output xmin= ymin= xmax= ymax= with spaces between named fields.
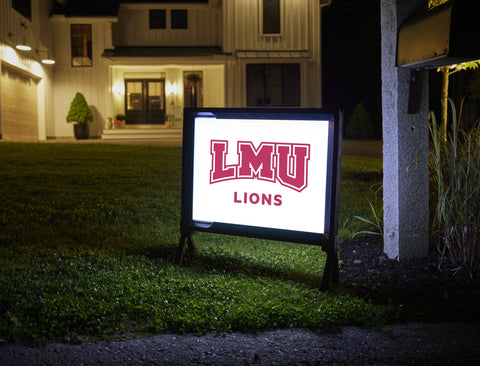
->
xmin=397 ymin=0 xmax=480 ymax=68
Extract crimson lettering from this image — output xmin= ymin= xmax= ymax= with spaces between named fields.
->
xmin=234 ymin=191 xmax=283 ymax=206
xmin=210 ymin=140 xmax=310 ymax=192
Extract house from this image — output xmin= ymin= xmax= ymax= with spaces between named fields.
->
xmin=0 ymin=0 xmax=331 ymax=141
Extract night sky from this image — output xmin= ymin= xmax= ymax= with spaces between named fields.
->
xmin=322 ymin=0 xmax=382 ymax=139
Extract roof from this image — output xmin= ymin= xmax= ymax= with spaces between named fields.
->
xmin=102 ymin=46 xmax=226 ymax=58
xmin=236 ymin=51 xmax=312 ymax=59
xmin=51 ymin=0 xmax=120 ymax=17
xmin=50 ymin=0 xmax=208 ymax=17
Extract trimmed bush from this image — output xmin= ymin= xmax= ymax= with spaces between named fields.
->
xmin=345 ymin=103 xmax=374 ymax=139
xmin=66 ymin=92 xmax=93 ymax=124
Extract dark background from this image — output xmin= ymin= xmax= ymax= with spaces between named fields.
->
xmin=322 ymin=0 xmax=382 ymax=139
xmin=322 ymin=0 xmax=480 ymax=139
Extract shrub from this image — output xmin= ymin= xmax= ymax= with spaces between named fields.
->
xmin=429 ymin=99 xmax=480 ymax=279
xmin=345 ymin=103 xmax=374 ymax=139
xmin=66 ymin=92 xmax=93 ymax=124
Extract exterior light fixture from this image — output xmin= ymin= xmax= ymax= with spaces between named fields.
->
xmin=37 ymin=49 xmax=55 ymax=64
xmin=16 ymin=42 xmax=31 ymax=51
xmin=10 ymin=23 xmax=31 ymax=51
xmin=112 ymin=83 xmax=124 ymax=95
xmin=166 ymin=82 xmax=178 ymax=95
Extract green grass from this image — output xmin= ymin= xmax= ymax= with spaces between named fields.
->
xmin=0 ymin=142 xmax=383 ymax=344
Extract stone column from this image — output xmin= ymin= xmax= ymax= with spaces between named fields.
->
xmin=381 ymin=0 xmax=429 ymax=260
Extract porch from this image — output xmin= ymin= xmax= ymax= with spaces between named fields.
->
xmin=101 ymin=124 xmax=182 ymax=144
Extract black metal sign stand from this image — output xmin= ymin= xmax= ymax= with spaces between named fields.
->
xmin=175 ymin=108 xmax=342 ymax=291
xmin=175 ymin=230 xmax=195 ymax=265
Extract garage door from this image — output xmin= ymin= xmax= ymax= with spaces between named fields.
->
xmin=1 ymin=64 xmax=38 ymax=140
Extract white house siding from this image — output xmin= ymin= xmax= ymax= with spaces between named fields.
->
xmin=222 ymin=0 xmax=323 ymax=108
xmin=50 ymin=18 xmax=115 ymax=138
xmin=222 ymin=0 xmax=312 ymax=52
xmin=0 ymin=0 xmax=54 ymax=141
xmin=113 ymin=4 xmax=220 ymax=47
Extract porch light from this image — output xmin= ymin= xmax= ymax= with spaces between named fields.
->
xmin=166 ymin=82 xmax=178 ymax=95
xmin=37 ymin=49 xmax=55 ymax=64
xmin=16 ymin=42 xmax=31 ymax=51
xmin=112 ymin=83 xmax=125 ymax=95
xmin=9 ymin=23 xmax=31 ymax=51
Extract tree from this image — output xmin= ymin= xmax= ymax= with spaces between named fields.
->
xmin=428 ymin=0 xmax=449 ymax=9
xmin=345 ymin=103 xmax=373 ymax=139
xmin=437 ymin=61 xmax=480 ymax=140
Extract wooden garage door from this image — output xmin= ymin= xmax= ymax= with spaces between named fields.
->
xmin=1 ymin=65 xmax=38 ymax=140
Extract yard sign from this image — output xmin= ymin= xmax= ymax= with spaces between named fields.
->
xmin=177 ymin=108 xmax=342 ymax=289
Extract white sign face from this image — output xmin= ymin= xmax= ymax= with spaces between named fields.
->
xmin=192 ymin=117 xmax=330 ymax=234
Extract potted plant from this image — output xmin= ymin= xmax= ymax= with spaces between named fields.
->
xmin=115 ymin=114 xmax=126 ymax=128
xmin=66 ymin=92 xmax=93 ymax=139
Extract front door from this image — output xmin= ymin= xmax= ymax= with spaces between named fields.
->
xmin=125 ymin=79 xmax=165 ymax=124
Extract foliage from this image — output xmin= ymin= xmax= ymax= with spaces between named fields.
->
xmin=437 ymin=61 xmax=480 ymax=140
xmin=429 ymin=99 xmax=480 ymax=279
xmin=115 ymin=114 xmax=126 ymax=121
xmin=338 ymin=156 xmax=383 ymax=241
xmin=428 ymin=0 xmax=449 ymax=9
xmin=468 ymin=70 xmax=480 ymax=101
xmin=66 ymin=92 xmax=93 ymax=124
xmin=351 ymin=186 xmax=383 ymax=239
xmin=0 ymin=144 xmax=386 ymax=344
xmin=345 ymin=103 xmax=374 ymax=140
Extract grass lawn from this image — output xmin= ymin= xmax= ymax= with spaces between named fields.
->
xmin=0 ymin=142 xmax=384 ymax=344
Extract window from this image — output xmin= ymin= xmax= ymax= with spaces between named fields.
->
xmin=263 ymin=0 xmax=280 ymax=34
xmin=150 ymin=9 xmax=166 ymax=29
xmin=71 ymin=25 xmax=92 ymax=67
xmin=171 ymin=9 xmax=188 ymax=29
xmin=12 ymin=0 xmax=31 ymax=20
xmin=247 ymin=64 xmax=300 ymax=107
xmin=184 ymin=71 xmax=203 ymax=108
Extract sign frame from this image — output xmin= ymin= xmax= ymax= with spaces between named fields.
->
xmin=177 ymin=108 xmax=342 ymax=289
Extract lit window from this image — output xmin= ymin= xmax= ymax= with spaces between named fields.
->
xmin=71 ymin=24 xmax=92 ymax=67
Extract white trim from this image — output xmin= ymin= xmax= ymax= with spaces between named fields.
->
xmin=258 ymin=0 xmax=284 ymax=38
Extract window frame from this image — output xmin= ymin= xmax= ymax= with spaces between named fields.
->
xmin=71 ymin=24 xmax=93 ymax=67
xmin=171 ymin=9 xmax=188 ymax=29
xmin=246 ymin=63 xmax=301 ymax=107
xmin=149 ymin=9 xmax=166 ymax=29
xmin=260 ymin=0 xmax=283 ymax=36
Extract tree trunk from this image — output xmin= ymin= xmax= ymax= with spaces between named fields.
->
xmin=440 ymin=68 xmax=449 ymax=141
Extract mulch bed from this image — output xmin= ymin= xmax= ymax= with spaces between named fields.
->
xmin=338 ymin=236 xmax=480 ymax=323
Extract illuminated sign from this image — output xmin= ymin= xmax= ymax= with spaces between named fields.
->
xmin=178 ymin=108 xmax=342 ymax=288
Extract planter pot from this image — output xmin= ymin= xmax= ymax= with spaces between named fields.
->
xmin=74 ymin=123 xmax=89 ymax=139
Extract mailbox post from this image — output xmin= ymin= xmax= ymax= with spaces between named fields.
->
xmin=381 ymin=0 xmax=479 ymax=261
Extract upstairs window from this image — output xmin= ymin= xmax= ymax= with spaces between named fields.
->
xmin=263 ymin=0 xmax=281 ymax=34
xmin=171 ymin=9 xmax=188 ymax=29
xmin=71 ymin=24 xmax=92 ymax=67
xmin=12 ymin=0 xmax=31 ymax=20
xmin=149 ymin=9 xmax=166 ymax=29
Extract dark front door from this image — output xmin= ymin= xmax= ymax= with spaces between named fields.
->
xmin=125 ymin=79 xmax=165 ymax=124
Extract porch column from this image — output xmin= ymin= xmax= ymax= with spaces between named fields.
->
xmin=381 ymin=0 xmax=429 ymax=260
